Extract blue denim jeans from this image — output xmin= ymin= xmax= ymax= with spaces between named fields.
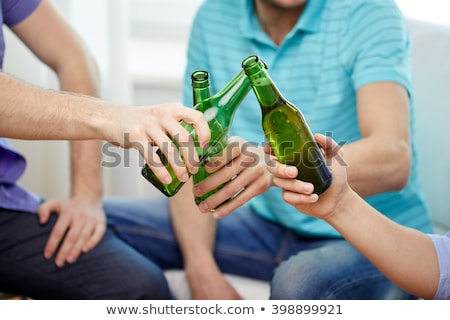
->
xmin=104 ymin=195 xmax=416 ymax=300
xmin=0 ymin=208 xmax=170 ymax=299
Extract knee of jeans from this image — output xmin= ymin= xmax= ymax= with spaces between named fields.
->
xmin=270 ymin=256 xmax=417 ymax=300
xmin=270 ymin=257 xmax=330 ymax=299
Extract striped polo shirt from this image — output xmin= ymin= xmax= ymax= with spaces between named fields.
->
xmin=182 ymin=0 xmax=433 ymax=237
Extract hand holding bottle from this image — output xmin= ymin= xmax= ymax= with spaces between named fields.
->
xmin=242 ymin=55 xmax=333 ymax=195
xmin=112 ymin=103 xmax=210 ymax=186
xmin=193 ymin=136 xmax=274 ymax=218
xmin=142 ymin=69 xmax=251 ymax=197
xmin=265 ymin=133 xmax=348 ymax=219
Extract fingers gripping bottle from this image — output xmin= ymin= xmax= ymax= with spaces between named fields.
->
xmin=191 ymin=71 xmax=228 ymax=207
xmin=141 ymin=68 xmax=251 ymax=197
xmin=242 ymin=55 xmax=332 ymax=195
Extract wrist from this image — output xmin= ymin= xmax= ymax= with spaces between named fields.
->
xmin=324 ymin=186 xmax=357 ymax=225
xmin=185 ymin=257 xmax=222 ymax=282
xmin=71 ymin=191 xmax=102 ymax=205
xmin=85 ymin=99 xmax=123 ymax=144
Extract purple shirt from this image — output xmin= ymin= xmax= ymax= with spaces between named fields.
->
xmin=1 ymin=0 xmax=42 ymax=213
xmin=1 ymin=0 xmax=41 ymax=68
xmin=428 ymin=232 xmax=450 ymax=299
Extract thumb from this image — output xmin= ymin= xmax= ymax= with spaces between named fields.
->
xmin=37 ymin=200 xmax=59 ymax=224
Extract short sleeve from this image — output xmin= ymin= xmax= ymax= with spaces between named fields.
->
xmin=2 ymin=0 xmax=41 ymax=27
xmin=428 ymin=231 xmax=450 ymax=300
xmin=340 ymin=0 xmax=412 ymax=92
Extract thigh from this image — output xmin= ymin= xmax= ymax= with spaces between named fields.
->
xmin=270 ymin=239 xmax=415 ymax=300
xmin=0 ymin=209 xmax=170 ymax=299
xmin=104 ymin=195 xmax=183 ymax=269
xmin=213 ymin=207 xmax=296 ymax=280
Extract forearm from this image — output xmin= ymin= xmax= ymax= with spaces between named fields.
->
xmin=70 ymin=140 xmax=103 ymax=201
xmin=57 ymin=51 xmax=104 ymax=201
xmin=345 ymin=82 xmax=412 ymax=197
xmin=0 ymin=72 xmax=119 ymax=141
xmin=342 ymin=136 xmax=411 ymax=197
xmin=328 ymin=189 xmax=439 ymax=299
xmin=169 ymin=180 xmax=218 ymax=270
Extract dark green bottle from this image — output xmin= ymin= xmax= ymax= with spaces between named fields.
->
xmin=242 ymin=55 xmax=332 ymax=195
xmin=142 ymin=69 xmax=251 ymax=197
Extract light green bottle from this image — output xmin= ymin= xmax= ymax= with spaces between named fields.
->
xmin=242 ymin=55 xmax=333 ymax=195
xmin=141 ymin=69 xmax=251 ymax=197
xmin=191 ymin=71 xmax=228 ymax=208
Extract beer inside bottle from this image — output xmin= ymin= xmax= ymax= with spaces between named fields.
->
xmin=242 ymin=55 xmax=332 ymax=195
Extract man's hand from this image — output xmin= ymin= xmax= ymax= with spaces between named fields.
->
xmin=38 ymin=198 xmax=106 ymax=267
xmin=266 ymin=134 xmax=350 ymax=221
xmin=193 ymin=136 xmax=273 ymax=219
xmin=193 ymin=136 xmax=315 ymax=218
xmin=109 ymin=103 xmax=211 ymax=185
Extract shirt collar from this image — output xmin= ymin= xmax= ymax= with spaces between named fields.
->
xmin=297 ymin=0 xmax=326 ymax=34
xmin=241 ymin=0 xmax=326 ymax=42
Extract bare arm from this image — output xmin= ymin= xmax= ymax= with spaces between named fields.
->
xmin=10 ymin=0 xmax=105 ymax=264
xmin=343 ymin=82 xmax=412 ymax=197
xmin=0 ymin=71 xmax=110 ymax=140
xmin=15 ymin=0 xmax=104 ymax=209
xmin=174 ymin=138 xmax=277 ymax=298
xmin=169 ymin=180 xmax=243 ymax=299
xmin=269 ymin=134 xmax=440 ymax=300
xmin=0 ymin=72 xmax=209 ymax=181
xmin=329 ymin=189 xmax=439 ymax=300
xmin=12 ymin=0 xmax=104 ymax=207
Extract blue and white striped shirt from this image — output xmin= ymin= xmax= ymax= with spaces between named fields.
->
xmin=183 ymin=0 xmax=433 ymax=237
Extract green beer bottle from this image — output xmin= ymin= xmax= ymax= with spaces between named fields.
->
xmin=242 ymin=55 xmax=332 ymax=195
xmin=142 ymin=68 xmax=251 ymax=197
xmin=191 ymin=71 xmax=227 ymax=207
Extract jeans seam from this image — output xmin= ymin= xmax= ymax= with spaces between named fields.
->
xmin=108 ymin=225 xmax=177 ymax=243
xmin=322 ymin=269 xmax=387 ymax=299
xmin=213 ymin=246 xmax=276 ymax=263
xmin=274 ymin=229 xmax=293 ymax=264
